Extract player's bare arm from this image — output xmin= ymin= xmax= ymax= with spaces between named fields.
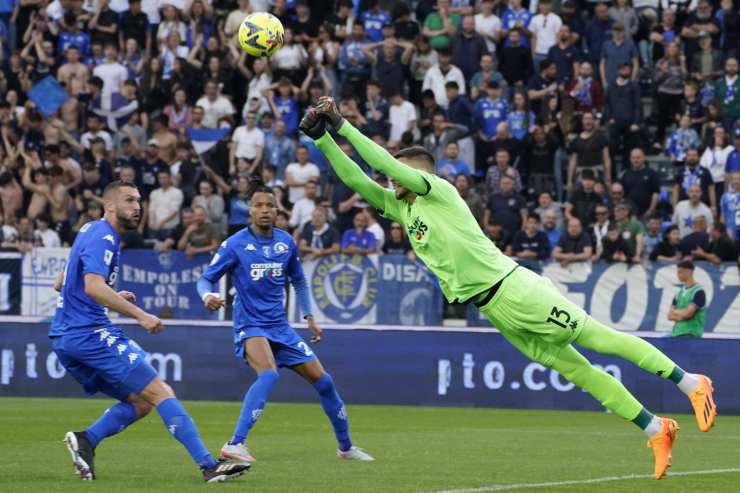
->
xmin=83 ymin=273 xmax=162 ymax=333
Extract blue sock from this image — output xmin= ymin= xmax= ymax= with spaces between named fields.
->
xmin=230 ymin=370 xmax=279 ymax=445
xmin=85 ymin=402 xmax=137 ymax=448
xmin=313 ymin=374 xmax=352 ymax=452
xmin=157 ymin=398 xmax=216 ymax=469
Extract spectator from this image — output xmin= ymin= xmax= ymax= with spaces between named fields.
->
xmin=499 ymin=29 xmax=534 ymax=90
xmin=523 ymin=126 xmax=559 ymax=195
xmin=598 ymin=222 xmax=633 ymax=263
xmin=567 ymin=112 xmax=612 ymax=190
xmin=0 ymin=171 xmax=24 ymax=224
xmin=120 ymin=0 xmax=151 ymax=55
xmin=474 ymin=81 xmax=509 ymax=169
xmin=364 ymin=208 xmax=385 ymax=249
xmin=339 ymin=21 xmax=372 ymax=97
xmin=147 ymin=169 xmax=184 ymax=240
xmin=548 ymin=24 xmax=580 ymax=85
xmin=159 ymin=207 xmax=193 ymax=252
xmin=700 ymin=126 xmax=733 ymax=201
xmin=362 ymin=80 xmax=389 ymax=137
xmin=673 ymin=147 xmax=716 ymax=213
xmin=196 ymin=79 xmax=235 ymax=129
xmin=668 ymin=260 xmax=706 ymax=338
xmin=727 ymin=128 xmax=740 ymax=176
xmin=163 ymin=89 xmax=192 ymax=136
xmin=72 ymin=202 xmax=104 ymax=238
xmin=437 ymin=142 xmax=471 ymax=180
xmin=553 ymin=217 xmax=594 ymax=267
xmin=600 ymin=22 xmax=639 ymax=89
xmin=485 ymin=218 xmax=513 ymax=255
xmin=177 ymin=205 xmax=219 ymax=257
xmin=501 ymin=0 xmax=532 ymax=50
xmin=654 ymin=41 xmax=687 ymax=148
xmin=681 ymin=0 xmax=720 ymax=64
xmin=716 ymin=0 xmax=739 ymax=57
xmin=451 ymin=15 xmax=488 ymax=82
xmin=285 ymin=145 xmax=320 ymax=203
xmin=605 ymin=63 xmax=641 ymax=164
xmin=614 ymin=202 xmax=644 ymax=261
xmin=485 ymin=148 xmax=522 ymax=195
xmin=714 ymin=57 xmax=740 ymax=129
xmin=541 ymin=209 xmax=561 ymax=254
xmin=667 ymin=114 xmax=701 ymax=164
xmin=644 ymin=215 xmax=663 ymax=258
xmin=455 ymin=173 xmax=485 ymax=226
xmin=445 ymin=82 xmax=474 ymax=162
xmin=363 ymin=38 xmax=414 ymax=98
xmin=584 ymin=2 xmax=613 ymax=65
xmin=192 ymin=180 xmax=225 ymax=233
xmin=679 ymin=214 xmax=711 ymax=258
xmin=230 ymin=111 xmax=264 ymax=176
xmin=720 ymin=171 xmax=740 ymax=244
xmin=591 ymin=203 xmax=611 ymax=254
xmin=474 ymin=0 xmax=502 ymax=55
xmin=341 ymin=211 xmax=378 ymax=255
xmin=388 ymin=91 xmax=417 ymax=144
xmin=484 ymin=175 xmax=527 ymax=235
xmin=422 ymin=0 xmax=462 ymax=50
xmin=4 ymin=216 xmax=37 ymax=253
xmin=33 ymin=214 xmax=61 ymax=247
xmin=650 ymin=225 xmax=682 ymax=261
xmin=409 ymin=38 xmax=438 ymax=105
xmin=692 ymin=221 xmax=738 ymax=264
xmin=529 ymin=0 xmax=562 ymax=70
xmin=608 ymin=0 xmax=639 ymax=40
xmin=560 ymin=1 xmax=585 ymax=44
xmin=263 ymin=120 xmax=296 ymax=180
xmin=621 ymin=148 xmax=660 ymax=218
xmin=565 ymin=169 xmax=603 ymax=227
xmin=507 ymin=91 xmax=536 ymax=140
xmin=140 ymin=139 xmax=167 ymax=199
xmin=512 ymin=213 xmax=551 ymax=261
xmin=470 ymin=53 xmax=504 ymax=102
xmin=80 ymin=113 xmax=113 ymax=152
xmin=265 ymin=78 xmax=301 ymax=136
xmin=673 ymin=184 xmax=714 ymax=238
xmin=299 ymin=207 xmax=340 ymax=260
xmin=527 ymin=58 xmax=558 ymax=116
xmin=567 ymin=61 xmax=604 ymax=114
xmin=383 ymin=222 xmax=414 ymax=261
xmin=226 ymin=176 xmax=251 ymax=236
xmin=690 ymin=31 xmax=722 ymax=85
xmin=423 ymin=111 xmax=467 ymax=163
xmin=289 ymin=178 xmax=319 ymax=231
xmin=422 ymin=48 xmax=466 ymax=109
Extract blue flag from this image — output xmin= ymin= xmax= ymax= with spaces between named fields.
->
xmin=186 ymin=127 xmax=230 ymax=154
xmin=27 ymin=76 xmax=70 ymax=117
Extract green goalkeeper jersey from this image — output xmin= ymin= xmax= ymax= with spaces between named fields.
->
xmin=314 ymin=121 xmax=517 ymax=304
xmin=379 ymin=171 xmax=517 ymax=303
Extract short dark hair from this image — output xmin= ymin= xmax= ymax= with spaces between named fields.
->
xmin=445 ymin=81 xmax=459 ymax=91
xmin=250 ymin=183 xmax=275 ymax=199
xmin=678 ymin=260 xmax=695 ymax=270
xmin=527 ymin=213 xmax=540 ymax=222
xmin=713 ymin=221 xmax=726 ymax=234
xmin=103 ymin=180 xmax=138 ymax=198
xmin=393 ymin=146 xmax=435 ymax=170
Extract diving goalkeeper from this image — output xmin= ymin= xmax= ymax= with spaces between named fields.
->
xmin=299 ymin=98 xmax=717 ymax=480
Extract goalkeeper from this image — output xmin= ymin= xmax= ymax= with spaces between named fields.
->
xmin=300 ymin=98 xmax=716 ymax=480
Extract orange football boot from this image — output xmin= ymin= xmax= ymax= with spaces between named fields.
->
xmin=647 ymin=418 xmax=679 ymax=480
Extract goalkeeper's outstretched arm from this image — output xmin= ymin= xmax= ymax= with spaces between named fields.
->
xmin=336 ymin=121 xmax=429 ymax=195
xmin=313 ymin=132 xmax=386 ymax=211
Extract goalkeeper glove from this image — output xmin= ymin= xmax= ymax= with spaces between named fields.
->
xmin=299 ymin=109 xmax=327 ymax=140
xmin=314 ymin=96 xmax=345 ymax=130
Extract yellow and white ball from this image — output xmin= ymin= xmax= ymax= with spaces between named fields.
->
xmin=238 ymin=12 xmax=284 ymax=57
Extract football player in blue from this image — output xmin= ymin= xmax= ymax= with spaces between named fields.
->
xmin=50 ymin=181 xmax=249 ymax=483
xmin=197 ymin=185 xmax=374 ymax=464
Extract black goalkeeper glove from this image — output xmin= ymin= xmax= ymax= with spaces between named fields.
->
xmin=299 ymin=109 xmax=327 ymax=140
xmin=314 ymin=96 xmax=345 ymax=130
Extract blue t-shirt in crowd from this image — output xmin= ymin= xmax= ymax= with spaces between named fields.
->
xmin=474 ymin=97 xmax=509 ymax=139
xmin=58 ymin=31 xmax=91 ymax=56
xmin=274 ymin=96 xmax=299 ymax=136
xmin=361 ymin=10 xmax=391 ymax=42
xmin=341 ymin=229 xmax=377 ymax=251
xmin=502 ymin=8 xmax=532 ymax=48
xmin=436 ymin=159 xmax=471 ymax=178
xmin=726 ymin=149 xmax=740 ymax=174
xmin=507 ymin=110 xmax=536 ymax=140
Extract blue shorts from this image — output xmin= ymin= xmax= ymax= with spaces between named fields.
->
xmin=234 ymin=324 xmax=318 ymax=368
xmin=51 ymin=326 xmax=159 ymax=402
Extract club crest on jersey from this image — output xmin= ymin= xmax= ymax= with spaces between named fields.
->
xmin=407 ymin=217 xmax=429 ymax=241
xmin=310 ymin=254 xmax=378 ymax=323
xmin=262 ymin=246 xmax=271 ymax=257
xmin=273 ymin=242 xmax=289 ymax=255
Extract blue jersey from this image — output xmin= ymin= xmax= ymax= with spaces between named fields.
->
xmin=58 ymin=31 xmax=90 ymax=56
xmin=726 ymin=150 xmax=740 ymax=174
xmin=474 ymin=97 xmax=509 ymax=139
xmin=721 ymin=191 xmax=740 ymax=239
xmin=201 ymin=227 xmax=308 ymax=327
xmin=361 ymin=10 xmax=391 ymax=42
xmin=274 ymin=96 xmax=299 ymax=136
xmin=50 ymin=220 xmax=120 ymax=336
xmin=502 ymin=8 xmax=531 ymax=48
xmin=507 ymin=110 xmax=535 ymax=140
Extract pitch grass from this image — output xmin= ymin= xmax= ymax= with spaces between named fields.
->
xmin=1 ymin=398 xmax=739 ymax=493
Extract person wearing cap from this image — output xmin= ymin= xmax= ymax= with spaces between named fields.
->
xmin=599 ymin=21 xmax=639 ymax=88
xmin=668 ymin=261 xmax=706 ymax=338
xmin=613 ymin=201 xmax=644 ymax=261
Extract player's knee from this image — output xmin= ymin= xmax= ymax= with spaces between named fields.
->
xmin=130 ymin=398 xmax=153 ymax=418
xmin=258 ymin=369 xmax=279 ymax=386
xmin=139 ymin=377 xmax=175 ymax=406
xmin=312 ymin=372 xmax=335 ymax=395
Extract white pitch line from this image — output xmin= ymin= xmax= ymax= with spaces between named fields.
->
xmin=424 ymin=468 xmax=740 ymax=493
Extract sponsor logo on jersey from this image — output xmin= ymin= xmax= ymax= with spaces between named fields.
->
xmin=407 ymin=217 xmax=429 ymax=241
xmin=311 ymin=254 xmax=378 ymax=323
xmin=250 ymin=262 xmax=283 ymax=281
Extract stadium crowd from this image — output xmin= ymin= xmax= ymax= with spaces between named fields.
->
xmin=0 ymin=0 xmax=739 ymax=269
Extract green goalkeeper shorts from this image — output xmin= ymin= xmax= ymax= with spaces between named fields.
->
xmin=478 ymin=266 xmax=587 ymax=367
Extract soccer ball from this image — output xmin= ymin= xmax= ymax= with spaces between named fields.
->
xmin=238 ymin=12 xmax=284 ymax=58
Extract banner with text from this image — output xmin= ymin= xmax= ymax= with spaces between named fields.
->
xmin=2 ymin=323 xmax=739 ymax=414
xmin=468 ymin=262 xmax=740 ymax=334
xmin=21 ymin=247 xmax=69 ymax=316
xmin=287 ymin=254 xmax=444 ymax=326
xmin=118 ymin=250 xmax=218 ymax=320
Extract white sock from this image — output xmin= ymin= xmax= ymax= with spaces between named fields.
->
xmin=644 ymin=416 xmax=663 ymax=437
xmin=677 ymin=373 xmax=701 ymax=395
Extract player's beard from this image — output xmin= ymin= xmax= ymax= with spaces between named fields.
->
xmin=116 ymin=209 xmax=140 ymax=231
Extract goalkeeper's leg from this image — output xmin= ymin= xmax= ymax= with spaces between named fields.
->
xmin=575 ymin=317 xmax=716 ymax=432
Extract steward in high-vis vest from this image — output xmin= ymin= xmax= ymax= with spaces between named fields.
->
xmin=668 ymin=260 xmax=707 ymax=338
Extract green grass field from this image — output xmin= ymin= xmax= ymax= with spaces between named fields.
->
xmin=1 ymin=398 xmax=739 ymax=493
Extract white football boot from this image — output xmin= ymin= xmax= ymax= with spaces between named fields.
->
xmin=219 ymin=442 xmax=256 ymax=464
xmin=337 ymin=446 xmax=375 ymax=461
